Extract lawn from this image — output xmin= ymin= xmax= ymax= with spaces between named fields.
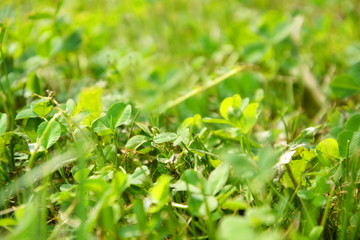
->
xmin=0 ymin=0 xmax=359 ymax=239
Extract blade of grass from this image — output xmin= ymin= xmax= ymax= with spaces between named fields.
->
xmin=160 ymin=65 xmax=247 ymax=113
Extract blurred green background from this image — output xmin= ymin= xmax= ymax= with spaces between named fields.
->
xmin=1 ymin=0 xmax=359 ymax=121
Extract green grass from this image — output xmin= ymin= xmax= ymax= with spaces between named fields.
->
xmin=0 ymin=0 xmax=360 ymax=239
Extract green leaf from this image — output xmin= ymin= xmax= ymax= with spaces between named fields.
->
xmin=148 ymin=175 xmax=171 ymax=213
xmin=106 ymin=102 xmax=132 ymax=130
xmin=36 ymin=121 xmax=61 ymax=150
xmin=63 ymin=30 xmax=82 ymax=52
xmin=188 ymin=194 xmax=218 ymax=217
xmin=218 ymin=94 xmax=259 ymax=133
xmin=24 ymin=118 xmax=42 ymax=142
xmin=92 ymin=115 xmax=110 ymax=134
xmin=26 ymin=73 xmax=42 ymax=94
xmin=0 ymin=218 xmax=17 ymax=226
xmin=309 ymin=226 xmax=324 ymax=240
xmin=221 ymin=198 xmax=248 ymax=211
xmin=15 ymin=108 xmax=38 ymax=120
xmin=31 ymin=98 xmax=54 ymax=117
xmin=130 ymin=166 xmax=149 ymax=186
xmin=345 ymin=113 xmax=360 ymax=132
xmin=257 ymin=145 xmax=279 ymax=181
xmin=202 ymin=118 xmax=230 ymax=125
xmin=223 ymin=153 xmax=257 ymax=179
xmin=246 ymin=206 xmax=276 ymax=226
xmin=349 ymin=132 xmax=360 ymax=157
xmin=0 ymin=113 xmax=7 ymax=135
xmin=150 ymin=175 xmax=171 ymax=204
xmin=297 ymin=190 xmax=315 ymax=200
xmin=153 ymin=132 xmax=177 ymax=144
xmin=330 ymin=74 xmax=360 ymax=98
xmin=66 ymin=99 xmax=76 ymax=115
xmin=313 ymin=195 xmax=327 ymax=207
xmin=294 ymin=126 xmax=320 ymax=144
xmin=125 ymin=135 xmax=150 ymax=150
xmin=174 ymin=128 xmax=190 ymax=146
xmin=73 ymin=168 xmax=91 ymax=183
xmin=220 ymin=95 xmax=241 ymax=120
xmin=173 ymin=169 xmax=203 ymax=194
xmin=217 ymin=216 xmax=255 ymax=240
xmin=238 ymin=103 xmax=259 ymax=133
xmin=76 ymin=87 xmax=103 ymax=114
xmin=206 ymin=163 xmax=229 ymax=195
xmin=281 ymin=159 xmax=309 ymax=188
xmin=316 ymin=138 xmax=340 ymax=166
xmin=337 ymin=130 xmax=354 ymax=158
xmin=135 ymin=122 xmax=153 ymax=136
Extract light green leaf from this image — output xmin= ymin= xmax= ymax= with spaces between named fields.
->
xmin=31 ymin=98 xmax=54 ymax=117
xmin=318 ymin=139 xmax=339 ymax=156
xmin=297 ymin=190 xmax=315 ymax=200
xmin=125 ymin=135 xmax=150 ymax=150
xmin=106 ymin=102 xmax=132 ymax=130
xmin=150 ymin=175 xmax=171 ymax=204
xmin=202 ymin=118 xmax=230 ymax=124
xmin=36 ymin=121 xmax=61 ymax=150
xmin=218 ymin=94 xmax=259 ymax=133
xmin=66 ymin=99 xmax=76 ymax=115
xmin=206 ymin=163 xmax=229 ymax=195
xmin=130 ymin=166 xmax=149 ymax=186
xmin=217 ymin=216 xmax=255 ymax=240
xmin=154 ymin=132 xmax=177 ymax=144
xmin=239 ymin=103 xmax=259 ymax=133
xmin=221 ymin=198 xmax=248 ymax=210
xmin=73 ymin=168 xmax=91 ymax=183
xmin=309 ymin=226 xmax=324 ymax=240
xmin=220 ymin=96 xmax=240 ymax=120
xmin=174 ymin=128 xmax=190 ymax=146
xmin=76 ymin=86 xmax=103 ymax=114
xmin=148 ymin=175 xmax=171 ymax=213
xmin=15 ymin=108 xmax=38 ymax=120
xmin=0 ymin=218 xmax=17 ymax=226
xmin=281 ymin=159 xmax=309 ymax=188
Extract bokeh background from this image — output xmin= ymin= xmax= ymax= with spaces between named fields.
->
xmin=1 ymin=0 xmax=359 ymax=122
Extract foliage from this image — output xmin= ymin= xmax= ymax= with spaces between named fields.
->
xmin=0 ymin=0 xmax=360 ymax=239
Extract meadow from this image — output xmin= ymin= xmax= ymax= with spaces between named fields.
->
xmin=0 ymin=0 xmax=360 ymax=239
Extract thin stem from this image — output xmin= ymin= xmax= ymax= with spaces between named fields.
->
xmin=114 ymin=130 xmax=119 ymax=170
xmin=161 ymin=66 xmax=247 ymax=112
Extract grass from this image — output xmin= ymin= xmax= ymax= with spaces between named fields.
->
xmin=0 ymin=0 xmax=360 ymax=239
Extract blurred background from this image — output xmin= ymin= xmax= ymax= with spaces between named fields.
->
xmin=1 ymin=0 xmax=359 ymax=125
